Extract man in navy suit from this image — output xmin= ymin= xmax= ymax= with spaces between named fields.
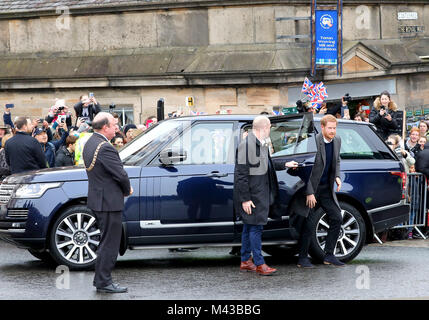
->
xmin=83 ymin=112 xmax=133 ymax=293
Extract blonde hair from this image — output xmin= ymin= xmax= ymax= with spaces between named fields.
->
xmin=1 ymin=133 xmax=13 ymax=148
xmin=388 ymin=134 xmax=401 ymax=146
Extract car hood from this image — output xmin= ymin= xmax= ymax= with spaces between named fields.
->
xmin=2 ymin=166 xmax=141 ymax=184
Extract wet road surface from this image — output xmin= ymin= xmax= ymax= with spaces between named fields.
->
xmin=1 ymin=240 xmax=429 ymax=300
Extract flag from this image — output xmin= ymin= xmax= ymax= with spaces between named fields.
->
xmin=190 ymin=110 xmax=206 ymax=115
xmin=316 ymin=82 xmax=328 ymax=99
xmin=272 ymin=110 xmax=284 ymax=116
xmin=301 ymin=77 xmax=314 ymax=94
xmin=301 ymin=78 xmax=329 ymax=111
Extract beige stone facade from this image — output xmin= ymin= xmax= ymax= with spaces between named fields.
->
xmin=0 ymin=0 xmax=428 ymax=122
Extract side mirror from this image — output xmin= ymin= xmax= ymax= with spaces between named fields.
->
xmin=159 ymin=148 xmax=187 ymax=165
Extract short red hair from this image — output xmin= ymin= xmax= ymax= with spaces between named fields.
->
xmin=410 ymin=127 xmax=420 ymax=135
xmin=321 ymin=114 xmax=337 ymax=127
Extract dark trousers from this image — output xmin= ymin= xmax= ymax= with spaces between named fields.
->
xmin=298 ymin=184 xmax=342 ymax=259
xmin=241 ymin=224 xmax=265 ymax=266
xmin=93 ymin=211 xmax=122 ymax=288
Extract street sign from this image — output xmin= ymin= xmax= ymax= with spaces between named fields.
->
xmin=282 ymin=107 xmax=298 ymax=115
xmin=315 ymin=10 xmax=338 ymax=65
xmin=398 ymin=12 xmax=418 ymax=20
xmin=186 ymin=96 xmax=194 ymax=107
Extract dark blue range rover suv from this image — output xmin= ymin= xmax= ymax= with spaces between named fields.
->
xmin=0 ymin=113 xmax=409 ymax=270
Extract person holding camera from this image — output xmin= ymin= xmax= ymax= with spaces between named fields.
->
xmin=33 ymin=122 xmax=69 ymax=168
xmin=341 ymin=94 xmax=351 ymax=120
xmin=369 ymin=91 xmax=399 ymax=141
xmin=47 ymin=99 xmax=72 ymax=129
xmin=387 ymin=134 xmax=415 ymax=172
xmin=74 ymin=94 xmax=101 ymax=123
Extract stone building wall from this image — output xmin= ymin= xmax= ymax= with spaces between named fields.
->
xmin=0 ymin=1 xmax=428 ymax=120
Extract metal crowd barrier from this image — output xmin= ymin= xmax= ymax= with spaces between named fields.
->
xmin=391 ymin=172 xmax=428 ymax=239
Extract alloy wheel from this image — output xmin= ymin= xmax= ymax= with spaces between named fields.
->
xmin=315 ymin=209 xmax=361 ymax=257
xmin=54 ymin=212 xmax=100 ymax=265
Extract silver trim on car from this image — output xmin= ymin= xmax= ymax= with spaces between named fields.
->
xmin=0 ymin=184 xmax=16 ymax=205
xmin=0 ymin=229 xmax=25 ymax=233
xmin=367 ymin=200 xmax=408 ymax=214
xmin=129 ymin=240 xmax=297 ymax=250
xmin=140 ymin=217 xmax=289 ymax=229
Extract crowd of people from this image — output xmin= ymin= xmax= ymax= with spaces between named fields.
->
xmin=0 ymin=94 xmax=158 ymax=180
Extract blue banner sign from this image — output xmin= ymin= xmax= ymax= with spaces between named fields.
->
xmin=315 ymin=10 xmax=338 ymax=65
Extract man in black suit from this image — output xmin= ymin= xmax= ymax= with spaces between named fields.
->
xmin=5 ymin=117 xmax=47 ymax=174
xmin=296 ymin=114 xmax=344 ymax=268
xmin=83 ymin=112 xmax=133 ymax=293
xmin=234 ymin=116 xmax=298 ymax=276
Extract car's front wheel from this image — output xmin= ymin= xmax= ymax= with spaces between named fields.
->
xmin=49 ymin=206 xmax=100 ymax=270
xmin=27 ymin=249 xmax=56 ymax=265
xmin=309 ymin=202 xmax=366 ymax=263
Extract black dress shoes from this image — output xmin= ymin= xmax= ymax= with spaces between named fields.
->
xmin=96 ymin=283 xmax=128 ymax=293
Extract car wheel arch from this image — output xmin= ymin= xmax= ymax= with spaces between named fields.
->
xmin=335 ymin=194 xmax=374 ymax=244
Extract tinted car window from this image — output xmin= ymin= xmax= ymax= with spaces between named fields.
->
xmin=121 ymin=120 xmax=187 ymax=165
xmin=270 ymin=117 xmax=316 ymax=157
xmin=165 ymin=122 xmax=235 ymax=165
xmin=337 ymin=125 xmax=385 ymax=159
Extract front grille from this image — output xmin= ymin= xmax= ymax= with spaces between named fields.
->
xmin=7 ymin=210 xmax=28 ymax=219
xmin=0 ymin=184 xmax=16 ymax=205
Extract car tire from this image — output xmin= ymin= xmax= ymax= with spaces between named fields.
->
xmin=308 ymin=202 xmax=366 ymax=263
xmin=48 ymin=205 xmax=100 ymax=271
xmin=27 ymin=249 xmax=56 ymax=265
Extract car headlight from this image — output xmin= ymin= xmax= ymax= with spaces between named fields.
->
xmin=13 ymin=183 xmax=63 ymax=199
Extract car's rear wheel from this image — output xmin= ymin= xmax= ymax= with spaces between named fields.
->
xmin=309 ymin=202 xmax=366 ymax=263
xmin=49 ymin=206 xmax=100 ymax=271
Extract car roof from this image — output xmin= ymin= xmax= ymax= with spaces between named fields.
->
xmin=167 ymin=113 xmax=374 ymax=126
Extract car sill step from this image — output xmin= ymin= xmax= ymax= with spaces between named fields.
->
xmin=129 ymin=240 xmax=298 ymax=250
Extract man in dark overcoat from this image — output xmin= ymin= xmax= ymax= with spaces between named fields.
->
xmin=83 ymin=112 xmax=132 ymax=293
xmin=234 ymin=115 xmax=298 ymax=276
xmin=294 ymin=114 xmax=344 ymax=268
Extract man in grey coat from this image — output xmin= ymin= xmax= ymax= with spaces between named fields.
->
xmin=297 ymin=114 xmax=344 ymax=268
xmin=234 ymin=116 xmax=298 ymax=276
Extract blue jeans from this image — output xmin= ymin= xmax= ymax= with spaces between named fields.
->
xmin=241 ymin=224 xmax=265 ymax=266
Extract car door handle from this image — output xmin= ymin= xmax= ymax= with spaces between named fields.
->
xmin=207 ymin=171 xmax=228 ymax=178
xmin=298 ymin=162 xmax=314 ymax=167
